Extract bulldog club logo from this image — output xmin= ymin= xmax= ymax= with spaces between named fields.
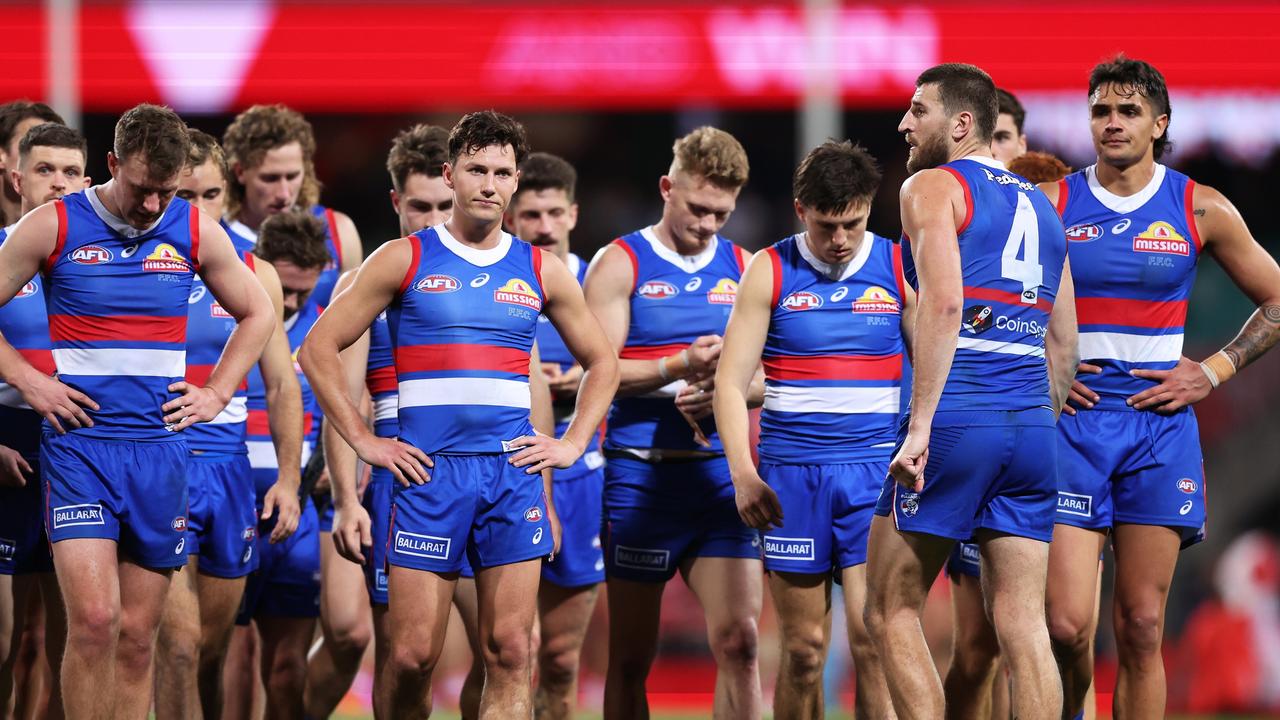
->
xmin=706 ymin=278 xmax=738 ymax=305
xmin=781 ymin=291 xmax=822 ymax=311
xmin=1132 ymin=221 xmax=1190 ymax=256
xmin=16 ymin=280 xmax=37 ymax=298
xmin=494 ymin=278 xmax=542 ymax=310
xmin=414 ymin=274 xmax=461 ymax=293
xmin=899 ymin=492 xmax=920 ymax=518
xmin=637 ymin=280 xmax=678 ymax=300
xmin=142 ymin=243 xmax=191 ymax=272
xmin=1065 ymin=223 xmax=1102 ymax=242
xmin=69 ymin=245 xmax=112 ymax=265
xmin=851 ymin=286 xmax=900 ymax=314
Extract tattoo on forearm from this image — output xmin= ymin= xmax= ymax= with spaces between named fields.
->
xmin=1223 ymin=303 xmax=1280 ymax=370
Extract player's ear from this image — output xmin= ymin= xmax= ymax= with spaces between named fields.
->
xmin=442 ymin=162 xmax=455 ymax=190
xmin=566 ymin=203 xmax=579 ymax=231
xmin=793 ymin=198 xmax=806 ymax=224
xmin=1152 ymin=113 xmax=1169 ymax=140
xmin=658 ymin=175 xmax=673 ymax=201
xmin=106 ymin=151 xmax=119 ymax=177
xmin=953 ymin=111 xmax=972 ymax=142
xmin=9 ymin=168 xmax=21 ymax=195
xmin=389 ymin=189 xmax=400 ymax=214
xmin=82 ymin=175 xmax=92 ymax=189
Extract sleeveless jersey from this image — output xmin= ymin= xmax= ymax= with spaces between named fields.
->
xmin=223 ymin=204 xmax=343 ymax=307
xmin=390 ymin=225 xmax=542 ymax=454
xmin=901 ymin=157 xmax=1066 ymax=412
xmin=46 ymin=190 xmax=199 ymax=439
xmin=606 ymin=227 xmax=744 ymax=453
xmin=244 ymin=300 xmax=321 ymax=489
xmin=182 ymin=236 xmax=257 ymax=454
xmin=533 ymin=252 xmax=602 ymax=455
xmin=1056 ymin=164 xmax=1200 ymax=411
xmin=760 ymin=232 xmax=905 ymax=464
xmin=0 ymin=225 xmax=54 ymax=457
xmin=366 ymin=310 xmax=398 ymax=439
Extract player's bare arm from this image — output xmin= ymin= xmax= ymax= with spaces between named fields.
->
xmin=509 ymin=250 xmax=619 ymax=474
xmin=899 ymin=274 xmax=918 ymax=361
xmin=674 ymin=245 xmax=755 ymax=423
xmin=164 ymin=214 xmax=274 ymax=431
xmin=298 ymin=238 xmax=432 ymax=487
xmin=0 ymin=443 xmax=32 ymax=487
xmin=890 ymin=168 xmax=966 ymax=491
xmin=1128 ymin=184 xmax=1280 ymax=412
xmin=714 ymin=249 xmax=783 ymax=531
xmin=253 ymin=257 xmax=303 ymax=543
xmin=526 ymin=342 xmax=562 ymax=556
xmin=1045 ymin=257 xmax=1081 ymax=417
xmin=1040 ymin=180 xmax=1102 ymax=413
xmin=0 ymin=203 xmax=98 ymax=431
xmin=584 ymin=243 xmax=721 ymax=397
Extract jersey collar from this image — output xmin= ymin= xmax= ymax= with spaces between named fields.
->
xmin=640 ymin=225 xmax=719 ymax=273
xmin=796 ymin=230 xmax=875 ymax=282
xmin=435 ymin=223 xmax=512 ymax=267
xmin=1085 ymin=163 xmax=1166 ymax=214
xmin=87 ymin=185 xmax=167 ymax=239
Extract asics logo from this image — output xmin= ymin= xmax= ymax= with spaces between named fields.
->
xmin=1111 ymin=218 xmax=1132 ymax=235
xmin=471 ymin=273 xmax=491 ymax=288
xmin=684 ymin=277 xmax=702 ymax=292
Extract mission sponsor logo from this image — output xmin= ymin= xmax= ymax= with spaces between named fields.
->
xmin=637 ymin=280 xmax=678 ymax=300
xmin=851 ymin=286 xmax=900 ymax=314
xmin=1057 ymin=491 xmax=1092 ymax=518
xmin=69 ymin=245 xmax=112 ymax=265
xmin=414 ymin=274 xmax=461 ymax=293
xmin=52 ymin=503 xmax=105 ymax=528
xmin=763 ymin=536 xmax=815 ymax=561
xmin=614 ymin=545 xmax=669 ymax=571
xmin=16 ymin=280 xmax=37 ymax=298
xmin=781 ymin=291 xmax=822 ymax=311
xmin=961 ymin=305 xmax=993 ymax=334
xmin=210 ymin=302 xmax=233 ymax=318
xmin=1132 ymin=221 xmax=1190 ymax=256
xmin=143 ymin=243 xmax=191 ymax=272
xmin=1177 ymin=478 xmax=1198 ymax=494
xmin=393 ymin=531 xmax=451 ymax=560
xmin=494 ymin=278 xmax=542 ymax=310
xmin=1065 ymin=223 xmax=1102 ymax=243
xmin=706 ymin=278 xmax=738 ymax=305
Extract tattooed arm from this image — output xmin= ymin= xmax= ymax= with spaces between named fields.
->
xmin=1128 ymin=183 xmax=1280 ymax=413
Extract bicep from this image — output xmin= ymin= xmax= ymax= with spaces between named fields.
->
xmin=1201 ymin=189 xmax=1280 ymax=305
xmin=1048 ymin=257 xmax=1078 ymax=343
xmin=199 ymin=224 xmax=266 ymax=320
xmin=583 ymin=246 xmax=632 ymax=351
xmin=311 ymin=242 xmax=408 ymax=352
xmin=719 ymin=253 xmax=773 ymax=386
xmin=544 ymin=256 xmax=614 ymax=365
xmin=0 ymin=206 xmax=58 ymax=306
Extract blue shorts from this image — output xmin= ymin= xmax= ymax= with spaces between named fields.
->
xmin=603 ymin=455 xmax=760 ymax=582
xmin=0 ymin=466 xmax=53 ymax=576
xmin=946 ymin=542 xmax=982 ymax=579
xmin=388 ymin=453 xmax=552 ymax=573
xmin=1057 ymin=409 xmax=1205 ymax=546
xmin=363 ymin=468 xmax=393 ymax=605
xmin=186 ymin=453 xmax=258 ymax=578
xmin=236 ymin=501 xmax=321 ymax=623
xmin=41 ymin=432 xmax=189 ymax=569
xmin=543 ymin=467 xmax=605 ymax=588
xmin=874 ymin=409 xmax=1057 ymax=543
xmin=760 ymin=461 xmax=882 ymax=574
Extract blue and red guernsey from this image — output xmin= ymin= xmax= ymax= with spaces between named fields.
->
xmin=760 ymin=232 xmax=905 ymax=464
xmin=1055 ymin=164 xmax=1200 ymax=411
xmin=366 ymin=311 xmax=398 ymax=439
xmin=0 ymin=225 xmax=54 ymax=454
xmin=534 ymin=252 xmax=601 ymax=453
xmin=390 ymin=225 xmax=542 ymax=454
xmin=606 ymin=227 xmax=744 ymax=453
xmin=245 ymin=300 xmax=321 ymax=493
xmin=223 ymin=204 xmax=343 ymax=307
xmin=44 ymin=190 xmax=199 ymax=440
xmin=183 ymin=237 xmax=257 ymax=454
xmin=901 ymin=157 xmax=1066 ymax=412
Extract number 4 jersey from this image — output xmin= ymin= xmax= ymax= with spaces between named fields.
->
xmin=901 ymin=156 xmax=1067 ymax=412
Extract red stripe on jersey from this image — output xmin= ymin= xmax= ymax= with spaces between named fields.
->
xmin=963 ymin=286 xmax=1053 ymax=314
xmin=891 ymin=243 xmax=906 ymax=301
xmin=366 ymin=364 xmax=397 ymax=394
xmin=48 ymin=314 xmax=187 ymax=343
xmin=531 ymin=246 xmax=545 ymax=297
xmin=733 ymin=245 xmax=746 ymax=274
xmin=397 ymin=235 xmax=420 ymax=296
xmin=765 ymin=247 xmax=782 ymax=308
xmin=941 ymin=166 xmax=973 ymax=235
xmin=612 ymin=238 xmax=639 ymax=294
xmin=184 ymin=363 xmax=247 ymax=390
xmin=1184 ymin=180 xmax=1203 ymax=253
xmin=248 ymin=409 xmax=313 ymax=437
xmin=620 ymin=343 xmax=688 ymax=361
xmin=763 ymin=354 xmax=903 ymax=382
xmin=1054 ymin=179 xmax=1069 ymax=218
xmin=189 ymin=205 xmax=201 ymax=270
xmin=45 ymin=200 xmax=68 ymax=272
xmin=1076 ymin=297 xmax=1188 ymax=330
xmin=243 ymin=251 xmax=256 ymax=270
xmin=325 ymin=208 xmax=342 ymax=268
xmin=395 ymin=344 xmax=531 ymax=375
xmin=18 ymin=348 xmax=55 ymax=376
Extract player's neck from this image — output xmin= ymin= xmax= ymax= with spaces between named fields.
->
xmin=444 ymin=214 xmax=503 ymax=249
xmin=948 ymin=138 xmax=991 ymax=164
xmin=653 ymin=218 xmax=711 ymax=257
xmin=1093 ymin=156 xmax=1157 ymax=197
xmin=94 ymin=181 xmax=121 ymax=218
xmin=235 ymin=207 xmax=267 ymax=231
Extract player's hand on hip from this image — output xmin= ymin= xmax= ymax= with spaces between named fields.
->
xmin=261 ymin=482 xmax=301 ymax=543
xmin=163 ymin=382 xmax=228 ymax=431
xmin=889 ymin=434 xmax=929 ymax=492
xmin=508 ymin=433 xmax=580 ymax=474
xmin=1063 ymin=362 xmax=1102 ymax=416
xmin=734 ymin=472 xmax=784 ymax=531
xmin=675 ymin=377 xmax=715 ymax=421
xmin=356 ymin=435 xmax=433 ymax=488
xmin=1127 ymin=356 xmax=1211 ymax=413
xmin=18 ymin=371 xmax=98 ymax=433
xmin=333 ymin=503 xmax=373 ymax=565
xmin=686 ymin=335 xmax=724 ymax=375
xmin=0 ymin=446 xmax=32 ymax=487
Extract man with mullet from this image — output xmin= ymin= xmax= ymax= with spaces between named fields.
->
xmin=863 ymin=64 xmax=1077 ymax=720
xmin=300 ymin=111 xmax=618 ymax=718
xmin=0 ymin=104 xmax=274 ymax=720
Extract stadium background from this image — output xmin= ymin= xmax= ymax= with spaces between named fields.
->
xmin=7 ymin=0 xmax=1280 ymax=716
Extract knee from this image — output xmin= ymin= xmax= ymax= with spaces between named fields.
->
xmin=1115 ymin=603 xmax=1163 ymax=659
xmin=389 ymin=636 xmax=441 ymax=683
xmin=709 ymin=617 xmax=759 ymax=668
xmin=539 ymin=637 xmax=581 ymax=690
xmin=328 ymin=617 xmax=373 ymax=661
xmin=950 ymin=631 xmax=1000 ymax=681
xmin=781 ymin=625 xmax=826 ymax=686
xmin=1046 ymin=604 xmax=1094 ymax=658
xmin=160 ymin=625 xmax=201 ymax=675
xmin=266 ymin=649 xmax=309 ymax=693
xmin=484 ymin=626 xmax=533 ymax=677
xmin=67 ymin=601 xmax=120 ymax=657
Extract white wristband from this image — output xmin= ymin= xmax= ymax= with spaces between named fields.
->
xmin=1199 ymin=361 xmax=1220 ymax=389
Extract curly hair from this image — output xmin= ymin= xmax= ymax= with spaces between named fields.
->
xmin=222 ymin=104 xmax=320 ymax=217
xmin=386 ymin=124 xmax=449 ymax=192
xmin=254 ymin=210 xmax=330 ymax=271
xmin=1007 ymin=151 xmax=1072 ymax=184
xmin=447 ymin=111 xmax=529 ymax=165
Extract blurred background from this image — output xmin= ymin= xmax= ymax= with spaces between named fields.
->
xmin=7 ymin=0 xmax=1280 ymax=716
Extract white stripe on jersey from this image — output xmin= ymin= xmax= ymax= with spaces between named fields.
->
xmin=374 ymin=395 xmax=399 ymax=422
xmin=247 ymin=439 xmax=313 ymax=471
xmin=398 ymin=378 xmax=531 ymax=409
xmin=52 ymin=347 xmax=186 ymax=377
xmin=763 ymin=385 xmax=900 ymax=415
xmin=1078 ymin=331 xmax=1183 ymax=364
xmin=0 ymin=383 xmax=29 ymax=410
xmin=955 ymin=337 xmax=1046 ymax=358
xmin=206 ymin=396 xmax=248 ymax=425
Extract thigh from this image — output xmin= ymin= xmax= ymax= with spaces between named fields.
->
xmin=1046 ymin=523 xmax=1107 ymax=625
xmin=864 ymin=514 xmax=952 ymax=613
xmin=452 ymin=577 xmax=482 ymax=654
xmin=541 ymin=471 xmax=605 ymax=588
xmin=976 ymin=530 xmax=1049 ymax=620
xmin=1114 ymin=411 xmax=1206 ymax=545
xmin=388 ymin=455 xmax=476 ymax=574
xmin=41 ymin=434 xmax=123 ymax=546
xmin=980 ymin=419 xmax=1058 ymax=543
xmin=682 ymin=556 xmax=763 ymax=629
xmin=51 ymin=538 xmax=121 ymax=620
xmin=319 ymin=531 xmax=370 ymax=633
xmin=475 ymin=558 xmax=542 ymax=646
xmin=768 ymin=571 xmax=831 ymax=640
xmin=386 ymin=565 xmax=455 ymax=658
xmin=537 ymin=581 xmax=599 ymax=652
xmin=1111 ymin=524 xmax=1180 ymax=622
xmin=118 ymin=440 xmax=190 ymax=569
xmin=117 ymin=558 xmax=176 ymax=635
xmin=604 ymin=577 xmax=665 ymax=661
xmin=472 ymin=455 xmax=553 ymax=569
xmin=831 ymin=463 xmax=883 ymax=571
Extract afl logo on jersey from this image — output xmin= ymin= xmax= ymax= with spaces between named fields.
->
xmin=69 ymin=245 xmax=113 ymax=265
xmin=16 ymin=280 xmax=37 ymax=298
xmin=1065 ymin=224 xmax=1102 ymax=243
xmin=637 ymin=280 xmax=678 ymax=300
xmin=494 ymin=278 xmax=542 ymax=311
xmin=1132 ymin=222 xmax=1190 ymax=256
xmin=781 ymin=291 xmax=822 ymax=311
xmin=414 ymin=274 xmax=461 ymax=293
xmin=851 ymin=286 xmax=900 ymax=314
xmin=524 ymin=507 xmax=543 ymax=522
xmin=1176 ymin=478 xmax=1198 ymax=494
xmin=142 ymin=244 xmax=191 ymax=272
xmin=706 ymin=278 xmax=738 ymax=305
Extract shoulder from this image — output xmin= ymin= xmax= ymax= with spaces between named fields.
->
xmin=900 ymin=167 xmax=963 ymax=200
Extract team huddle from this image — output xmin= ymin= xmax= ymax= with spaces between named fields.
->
xmin=0 ymin=54 xmax=1277 ymax=720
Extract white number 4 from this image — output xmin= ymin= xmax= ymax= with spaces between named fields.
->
xmin=1002 ymin=192 xmax=1043 ymax=304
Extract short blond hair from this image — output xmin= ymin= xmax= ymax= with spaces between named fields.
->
xmin=670 ymin=126 xmax=749 ymax=190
